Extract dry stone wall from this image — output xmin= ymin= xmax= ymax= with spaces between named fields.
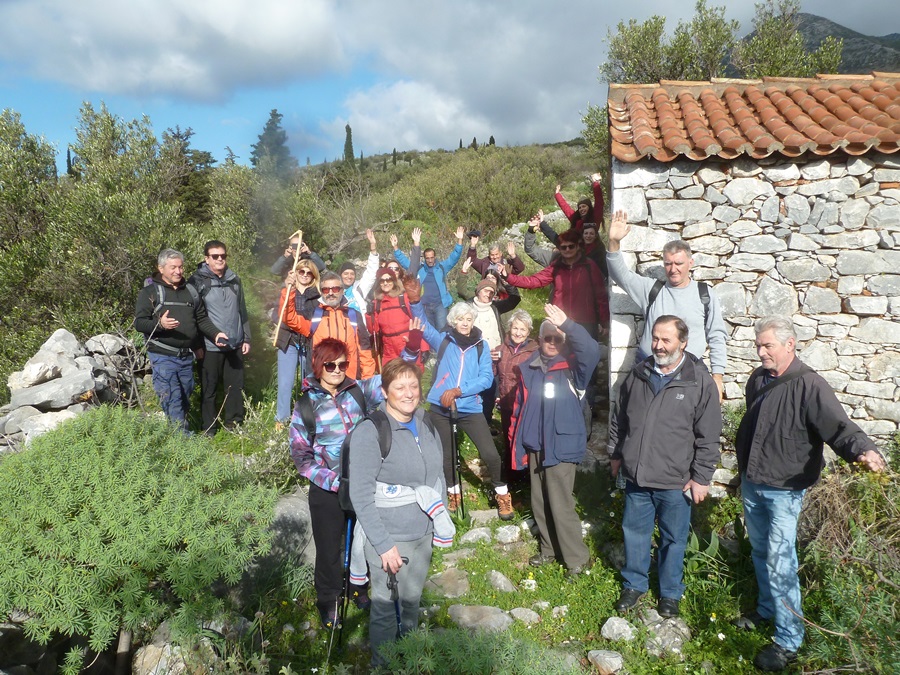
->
xmin=610 ymin=152 xmax=900 ymax=446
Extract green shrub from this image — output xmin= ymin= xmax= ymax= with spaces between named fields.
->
xmin=0 ymin=406 xmax=278 ymax=672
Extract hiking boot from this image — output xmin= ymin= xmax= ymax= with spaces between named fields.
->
xmin=447 ymin=492 xmax=462 ymax=512
xmin=734 ymin=609 xmax=770 ymax=631
xmin=754 ymin=642 xmax=798 ymax=671
xmin=496 ymin=492 xmax=514 ymax=521
xmin=614 ymin=588 xmax=645 ymax=612
xmin=350 ymin=584 xmax=371 ymax=611
xmin=317 ymin=604 xmax=340 ymax=629
xmin=529 ymin=553 xmax=555 ymax=567
xmin=657 ymin=597 xmax=680 ymax=618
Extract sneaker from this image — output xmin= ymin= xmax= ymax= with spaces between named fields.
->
xmin=496 ymin=492 xmax=514 ymax=521
xmin=754 ymin=642 xmax=798 ymax=671
xmin=528 ymin=553 xmax=555 ymax=567
xmin=657 ymin=597 xmax=680 ymax=618
xmin=350 ymin=584 xmax=370 ymax=611
xmin=614 ymin=588 xmax=645 ymax=612
xmin=447 ymin=492 xmax=462 ymax=512
xmin=734 ymin=609 xmax=770 ymax=631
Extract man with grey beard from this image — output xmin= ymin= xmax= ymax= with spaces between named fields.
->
xmin=607 ymin=315 xmax=721 ymax=619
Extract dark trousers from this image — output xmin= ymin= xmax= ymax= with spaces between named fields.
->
xmin=200 ymin=349 xmax=245 ymax=432
xmin=308 ymin=484 xmax=347 ymax=610
xmin=499 ymin=406 xmax=526 ymax=484
xmin=481 ymin=377 xmax=497 ymax=426
xmin=430 ymin=409 xmax=505 ymax=490
xmin=529 ymin=456 xmax=589 ymax=569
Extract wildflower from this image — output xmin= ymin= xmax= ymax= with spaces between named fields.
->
xmin=709 ymin=613 xmax=716 ymax=622
xmin=738 ymin=655 xmax=744 ymax=663
xmin=609 ymin=511 xmax=615 ymax=518
xmin=717 ymin=633 xmax=725 ymax=641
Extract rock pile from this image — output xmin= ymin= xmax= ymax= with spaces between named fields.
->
xmin=0 ymin=328 xmax=149 ymax=454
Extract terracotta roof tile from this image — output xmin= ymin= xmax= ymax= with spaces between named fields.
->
xmin=608 ymin=73 xmax=900 ymax=162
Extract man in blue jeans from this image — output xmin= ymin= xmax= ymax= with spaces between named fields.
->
xmin=735 ymin=316 xmax=886 ymax=671
xmin=608 ymin=316 xmax=721 ymax=618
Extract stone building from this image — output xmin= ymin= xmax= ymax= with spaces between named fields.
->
xmin=606 ymin=73 xmax=899 ymax=446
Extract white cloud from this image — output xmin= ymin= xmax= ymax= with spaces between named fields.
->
xmin=0 ymin=0 xmax=346 ymax=101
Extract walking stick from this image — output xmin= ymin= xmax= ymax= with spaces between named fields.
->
xmin=386 ymin=556 xmax=410 ymax=639
xmin=272 ymin=229 xmax=304 ymax=347
xmin=449 ymin=401 xmax=466 ymax=519
xmin=326 ymin=515 xmax=353 ymax=666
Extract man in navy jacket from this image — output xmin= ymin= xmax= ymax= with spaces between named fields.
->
xmin=508 ymin=304 xmax=600 ymax=576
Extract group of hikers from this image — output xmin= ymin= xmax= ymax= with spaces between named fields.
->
xmin=136 ymin=174 xmax=887 ymax=672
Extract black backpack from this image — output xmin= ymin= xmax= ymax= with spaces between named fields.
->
xmin=294 ymin=386 xmax=433 ymax=514
xmin=647 ymin=279 xmax=710 ymax=323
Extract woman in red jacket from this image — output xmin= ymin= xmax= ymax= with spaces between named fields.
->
xmin=371 ymin=268 xmax=426 ymax=369
xmin=555 ymin=172 xmax=605 ymax=232
xmin=502 ymin=229 xmax=608 ymax=341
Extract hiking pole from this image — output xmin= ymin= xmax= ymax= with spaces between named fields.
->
xmin=272 ymin=229 xmax=304 ymax=347
xmin=386 ymin=556 xmax=410 ymax=639
xmin=449 ymin=401 xmax=466 ymax=519
xmin=326 ymin=515 xmax=353 ymax=667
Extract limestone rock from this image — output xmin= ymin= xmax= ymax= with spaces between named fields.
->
xmin=726 ymin=220 xmax=762 ymax=238
xmin=712 ymin=204 xmax=741 ymax=224
xmin=20 ymin=410 xmax=79 ymax=443
xmin=7 ymin=361 xmax=62 ymax=391
xmin=441 ymin=548 xmax=476 ymax=567
xmin=36 ymin=329 xmax=86 ymax=358
xmin=726 ymin=253 xmax=776 ymax=272
xmin=426 ymin=568 xmax=470 ymax=598
xmin=750 ymin=277 xmax=798 ymax=316
xmin=2 ymin=406 xmax=42 ymax=434
xmin=783 ymin=194 xmax=811 ymax=223
xmin=868 ymin=203 xmax=900 ymax=230
xmin=845 ymin=296 xmax=889 ymax=315
xmin=510 ymin=607 xmax=541 ymax=625
xmin=613 ymin=161 xmax=670 ymax=189
xmin=615 ymin=188 xmax=648 ymax=221
xmin=487 ymin=570 xmax=516 ymax=593
xmin=619 ymin=225 xmax=679 ymax=252
xmin=468 ymin=509 xmax=499 ymax=526
xmin=690 ymin=235 xmax=734 ymax=255
xmin=645 ymin=617 xmax=692 ymax=658
xmin=697 ymin=166 xmax=726 ymax=184
xmin=459 ymin=527 xmax=492 ymax=545
xmin=777 ymin=259 xmax=830 ymax=283
xmin=868 ymin=275 xmax=900 ymax=297
xmin=723 ymin=178 xmax=775 ymax=205
xmin=682 ymin=220 xmax=717 ymax=239
xmin=447 ymin=605 xmax=513 ymax=633
xmin=551 ymin=605 xmax=568 ymax=619
xmin=649 ymin=200 xmax=712 ymax=224
xmin=601 ymin=616 xmax=637 ymax=642
xmin=787 ymin=232 xmax=819 ymax=251
xmin=867 ymin=399 xmax=900 ymax=423
xmin=839 ymin=200 xmax=870 ymax=230
xmin=494 ymin=525 xmax=521 ymax=544
xmin=802 ymin=286 xmax=841 ymax=314
xmin=763 ymin=164 xmax=801 ymax=182
xmin=822 ymin=230 xmax=881 ymax=249
xmin=796 ymin=176 xmax=859 ymax=197
xmin=85 ymin=333 xmax=128 ymax=355
xmin=8 ymin=370 xmax=95 ymax=411
xmin=588 ymin=650 xmax=624 ymax=675
xmin=851 ymin=318 xmax=900 ymax=345
xmin=714 ymin=282 xmax=748 ymax=318
xmin=739 ymin=235 xmax=787 ymax=254
xmin=799 ymin=341 xmax=839 ymax=370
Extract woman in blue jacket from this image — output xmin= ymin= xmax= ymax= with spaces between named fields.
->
xmin=508 ymin=304 xmax=601 ymax=575
xmin=405 ymin=279 xmax=513 ymax=521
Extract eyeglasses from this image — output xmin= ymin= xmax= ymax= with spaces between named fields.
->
xmin=209 ymin=253 xmax=228 ymax=260
xmin=542 ymin=334 xmax=564 ymax=345
xmin=297 ymin=269 xmax=313 ymax=276
xmin=387 ymin=266 xmax=400 ymax=272
xmin=558 ymin=244 xmax=577 ymax=252
xmin=380 ymin=277 xmax=394 ymax=283
xmin=322 ymin=361 xmax=350 ymax=373
xmin=321 ymin=285 xmax=342 ymax=293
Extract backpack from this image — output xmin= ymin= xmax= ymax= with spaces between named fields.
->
xmin=647 ymin=279 xmax=710 ymax=323
xmin=433 ymin=334 xmax=484 ymax=376
xmin=151 ymin=282 xmax=201 ymax=317
xmin=294 ymin=384 xmax=434 ymax=514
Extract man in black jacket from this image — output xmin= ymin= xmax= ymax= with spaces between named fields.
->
xmin=608 ymin=315 xmax=721 ymax=619
xmin=135 ymin=249 xmax=227 ymax=430
xmin=735 ymin=316 xmax=886 ymax=672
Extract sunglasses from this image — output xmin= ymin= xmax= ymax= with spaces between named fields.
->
xmin=321 ymin=285 xmax=342 ymax=293
xmin=297 ymin=269 xmax=313 ymax=276
xmin=379 ymin=277 xmax=394 ymax=283
xmin=323 ymin=361 xmax=350 ymax=373
xmin=542 ymin=334 xmax=564 ymax=345
xmin=209 ymin=253 xmax=228 ymax=260
xmin=558 ymin=244 xmax=576 ymax=251
xmin=387 ymin=266 xmax=400 ymax=272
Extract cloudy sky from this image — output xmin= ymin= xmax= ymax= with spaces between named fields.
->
xmin=1 ymin=0 xmax=896 ymax=170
